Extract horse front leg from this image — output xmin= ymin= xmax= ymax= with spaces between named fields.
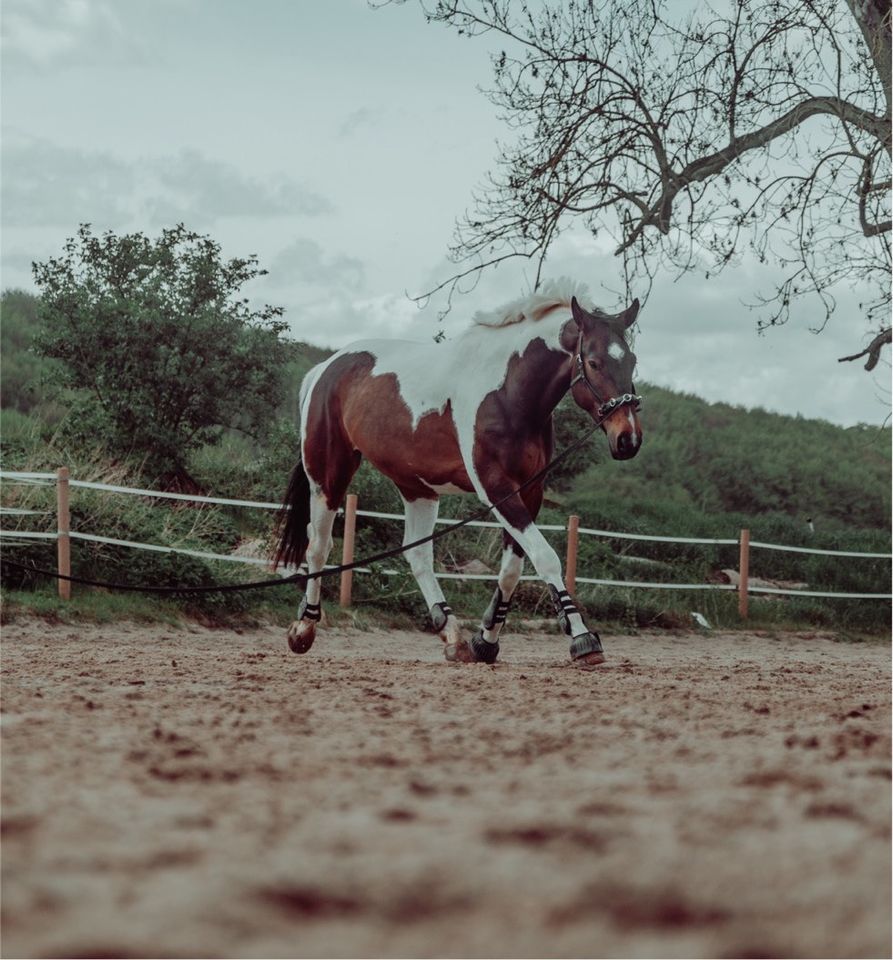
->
xmin=510 ymin=521 xmax=604 ymax=667
xmin=464 ymin=486 xmax=604 ymax=668
xmin=400 ymin=496 xmax=463 ymax=649
xmin=287 ymin=492 xmax=337 ymax=654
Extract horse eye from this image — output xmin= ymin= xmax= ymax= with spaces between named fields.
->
xmin=587 ymin=358 xmax=600 ymax=370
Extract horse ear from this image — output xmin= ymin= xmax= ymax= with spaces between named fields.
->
xmin=622 ymin=298 xmax=640 ymax=329
xmin=571 ymin=296 xmax=592 ymax=331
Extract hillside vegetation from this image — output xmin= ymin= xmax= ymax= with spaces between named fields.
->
xmin=565 ymin=384 xmax=890 ymax=532
xmin=2 ymin=289 xmax=890 ymax=631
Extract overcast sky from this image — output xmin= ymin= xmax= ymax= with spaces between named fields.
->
xmin=1 ymin=0 xmax=890 ymax=427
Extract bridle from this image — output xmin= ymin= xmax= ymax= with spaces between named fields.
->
xmin=569 ymin=327 xmax=642 ymax=421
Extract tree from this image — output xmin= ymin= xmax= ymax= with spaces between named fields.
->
xmin=0 ymin=290 xmax=56 ymax=415
xmin=33 ymin=224 xmax=290 ymax=484
xmin=410 ymin=0 xmax=891 ymax=366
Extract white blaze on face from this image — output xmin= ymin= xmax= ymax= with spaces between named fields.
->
xmin=627 ymin=409 xmax=639 ymax=447
xmin=608 ymin=341 xmax=626 ymax=362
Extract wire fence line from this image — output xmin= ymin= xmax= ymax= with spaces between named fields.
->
xmin=1 ymin=469 xmax=890 ymax=604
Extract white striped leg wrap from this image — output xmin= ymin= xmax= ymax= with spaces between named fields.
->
xmin=482 ymin=588 xmax=511 ymax=630
xmin=298 ymin=598 xmax=322 ymax=622
xmin=549 ymin=586 xmax=578 ymax=637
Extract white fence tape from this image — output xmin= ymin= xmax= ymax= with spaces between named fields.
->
xmin=69 ymin=479 xmax=283 ymax=510
xmin=578 ymin=526 xmax=738 ymax=545
xmin=747 ymin=586 xmax=891 ymax=599
xmin=3 ymin=526 xmax=889 ymax=598
xmin=575 ymin=576 xmax=734 ymax=591
xmin=68 ymin=531 xmax=279 ymax=567
xmin=0 ymin=471 xmax=55 ymax=482
xmin=749 ymin=540 xmax=891 ymax=559
xmin=2 ymin=470 xmax=890 ymax=599
xmin=0 ymin=530 xmax=57 ymax=541
xmin=2 ymin=469 xmax=889 ymax=558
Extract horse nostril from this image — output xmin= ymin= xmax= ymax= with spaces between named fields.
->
xmin=614 ymin=431 xmax=639 ymax=459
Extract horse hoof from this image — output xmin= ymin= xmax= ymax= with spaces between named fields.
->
xmin=287 ymin=621 xmax=315 ymax=654
xmin=572 ymin=651 xmax=606 ymax=670
xmin=444 ymin=638 xmax=477 ymax=663
xmin=439 ymin=624 xmax=463 ymax=648
xmin=444 ymin=633 xmax=499 ymax=664
xmin=569 ymin=630 xmax=604 ymax=663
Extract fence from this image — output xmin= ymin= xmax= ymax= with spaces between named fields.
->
xmin=1 ymin=469 xmax=891 ymax=617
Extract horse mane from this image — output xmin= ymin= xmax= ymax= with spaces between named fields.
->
xmin=472 ymin=278 xmax=592 ymax=329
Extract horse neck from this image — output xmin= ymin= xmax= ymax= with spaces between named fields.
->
xmin=493 ymin=322 xmax=573 ymax=427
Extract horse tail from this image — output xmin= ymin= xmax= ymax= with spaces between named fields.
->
xmin=274 ymin=460 xmax=311 ymax=569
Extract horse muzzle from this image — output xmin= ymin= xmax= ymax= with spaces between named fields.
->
xmin=604 ymin=407 xmax=642 ymax=460
xmin=611 ymin=429 xmax=642 ymax=460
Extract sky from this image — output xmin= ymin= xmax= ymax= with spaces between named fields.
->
xmin=1 ymin=0 xmax=890 ymax=428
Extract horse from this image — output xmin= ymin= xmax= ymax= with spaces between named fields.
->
xmin=274 ymin=281 xmax=643 ymax=667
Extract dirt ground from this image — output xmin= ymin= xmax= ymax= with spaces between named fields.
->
xmin=1 ymin=617 xmax=890 ymax=960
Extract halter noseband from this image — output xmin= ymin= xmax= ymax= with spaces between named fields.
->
xmin=570 ymin=330 xmax=642 ymax=421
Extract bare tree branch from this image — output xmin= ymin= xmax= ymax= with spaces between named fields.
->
xmin=403 ymin=0 xmax=890 ymax=367
xmin=838 ymin=327 xmax=892 ymax=369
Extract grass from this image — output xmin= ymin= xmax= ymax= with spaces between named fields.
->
xmin=1 ymin=586 xmax=184 ymax=627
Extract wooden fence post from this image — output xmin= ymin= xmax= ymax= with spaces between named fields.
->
xmin=56 ymin=466 xmax=71 ymax=601
xmin=566 ymin=514 xmax=580 ymax=596
xmin=339 ymin=493 xmax=358 ymax=607
xmin=738 ymin=527 xmax=750 ymax=619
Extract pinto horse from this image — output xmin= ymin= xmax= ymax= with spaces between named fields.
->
xmin=275 ymin=283 xmax=642 ymax=667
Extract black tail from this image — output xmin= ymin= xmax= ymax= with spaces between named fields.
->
xmin=274 ymin=461 xmax=311 ymax=569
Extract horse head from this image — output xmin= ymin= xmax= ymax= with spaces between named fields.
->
xmin=568 ymin=296 xmax=643 ymax=461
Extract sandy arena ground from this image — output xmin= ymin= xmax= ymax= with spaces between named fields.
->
xmin=1 ymin=617 xmax=890 ymax=959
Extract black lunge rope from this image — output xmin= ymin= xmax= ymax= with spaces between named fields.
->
xmin=1 ymin=401 xmax=637 ymax=596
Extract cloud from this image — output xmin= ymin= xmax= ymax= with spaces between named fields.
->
xmin=282 ymin=290 xmax=429 ymax=348
xmin=268 ymin=238 xmax=365 ymax=291
xmin=145 ymin=151 xmax=334 ymax=225
xmin=0 ymin=133 xmax=335 ymax=230
xmin=0 ymin=131 xmax=135 ymax=227
xmin=337 ymin=107 xmax=384 ymax=139
xmin=0 ymin=0 xmax=152 ymax=69
xmin=634 ymin=270 xmax=890 ymax=425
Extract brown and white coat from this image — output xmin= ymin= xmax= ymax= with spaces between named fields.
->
xmin=277 ymin=282 xmax=642 ymax=666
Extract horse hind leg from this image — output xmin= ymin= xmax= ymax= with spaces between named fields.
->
xmin=477 ymin=536 xmax=525 ymax=656
xmin=400 ymin=496 xmax=463 ymax=650
xmin=286 ymin=489 xmax=338 ymax=653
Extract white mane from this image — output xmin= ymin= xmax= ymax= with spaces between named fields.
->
xmin=472 ymin=279 xmax=593 ymax=328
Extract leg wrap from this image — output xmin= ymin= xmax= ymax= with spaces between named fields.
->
xmin=469 ymin=629 xmax=500 ymax=664
xmin=430 ymin=602 xmax=453 ymax=632
xmin=549 ymin=585 xmax=579 ymax=637
xmin=298 ymin=598 xmax=321 ymax=622
xmin=482 ymin=587 xmax=512 ymax=630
